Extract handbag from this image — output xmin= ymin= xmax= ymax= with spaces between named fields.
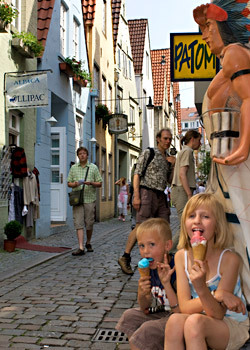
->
xmin=68 ymin=167 xmax=89 ymax=206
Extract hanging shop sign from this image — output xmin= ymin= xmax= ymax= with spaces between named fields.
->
xmin=170 ymin=33 xmax=220 ymax=82
xmin=108 ymin=113 xmax=128 ymax=134
xmin=5 ymin=71 xmax=49 ymax=109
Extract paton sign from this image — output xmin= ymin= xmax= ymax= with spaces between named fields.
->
xmin=5 ymin=71 xmax=49 ymax=109
xmin=170 ymin=33 xmax=220 ymax=82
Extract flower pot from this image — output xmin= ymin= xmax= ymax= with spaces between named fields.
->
xmin=59 ymin=62 xmax=74 ymax=77
xmin=11 ymin=37 xmax=35 ymax=58
xmin=73 ymin=76 xmax=88 ymax=87
xmin=4 ymin=239 xmax=16 ymax=253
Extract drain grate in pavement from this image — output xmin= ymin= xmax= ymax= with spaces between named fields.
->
xmin=92 ymin=329 xmax=128 ymax=343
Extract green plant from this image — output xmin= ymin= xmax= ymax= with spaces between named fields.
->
xmin=12 ymin=31 xmax=44 ymax=57
xmin=95 ymin=103 xmax=112 ymax=127
xmin=4 ymin=220 xmax=22 ymax=240
xmin=64 ymin=56 xmax=91 ymax=84
xmin=0 ymin=1 xmax=18 ymax=25
xmin=198 ymin=150 xmax=211 ymax=181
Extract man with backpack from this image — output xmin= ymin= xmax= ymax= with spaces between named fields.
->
xmin=118 ymin=128 xmax=175 ymax=274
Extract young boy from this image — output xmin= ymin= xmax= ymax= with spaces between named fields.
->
xmin=116 ymin=218 xmax=178 ymax=350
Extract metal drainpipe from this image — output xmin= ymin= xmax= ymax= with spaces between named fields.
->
xmin=90 ymin=89 xmax=99 ymax=163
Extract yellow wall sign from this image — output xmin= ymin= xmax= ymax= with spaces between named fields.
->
xmin=170 ymin=33 xmax=220 ymax=82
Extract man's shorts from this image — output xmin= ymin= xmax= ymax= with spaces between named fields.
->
xmin=116 ymin=307 xmax=172 ymax=350
xmin=73 ymin=202 xmax=95 ymax=230
xmin=136 ymin=187 xmax=170 ymax=223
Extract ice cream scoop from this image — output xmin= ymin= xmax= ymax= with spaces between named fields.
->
xmin=191 ymin=230 xmax=207 ymax=262
xmin=138 ymin=258 xmax=153 ymax=277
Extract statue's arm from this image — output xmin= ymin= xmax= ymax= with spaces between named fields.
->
xmin=213 ymin=46 xmax=250 ymax=165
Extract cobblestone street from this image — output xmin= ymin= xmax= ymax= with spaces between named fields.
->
xmin=0 ymin=209 xmax=249 ymax=349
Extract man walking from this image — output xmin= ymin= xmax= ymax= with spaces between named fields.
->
xmin=68 ymin=147 xmax=102 ymax=256
xmin=118 ymin=128 xmax=175 ymax=274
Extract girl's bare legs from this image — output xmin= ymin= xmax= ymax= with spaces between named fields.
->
xmin=164 ymin=313 xmax=188 ymax=350
xmin=184 ymin=314 xmax=230 ymax=350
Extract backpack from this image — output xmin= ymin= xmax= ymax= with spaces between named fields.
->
xmin=141 ymin=147 xmax=155 ymax=178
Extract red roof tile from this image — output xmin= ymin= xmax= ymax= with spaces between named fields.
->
xmin=151 ymin=49 xmax=170 ymax=106
xmin=128 ymin=19 xmax=148 ymax=74
xmin=37 ymin=0 xmax=55 ymax=51
xmin=181 ymin=107 xmax=198 ymax=121
xmin=82 ymin=0 xmax=96 ymax=26
xmin=112 ymin=0 xmax=121 ymax=51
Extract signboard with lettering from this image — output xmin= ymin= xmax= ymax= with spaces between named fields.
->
xmin=170 ymin=33 xmax=220 ymax=82
xmin=108 ymin=114 xmax=128 ymax=134
xmin=5 ymin=71 xmax=49 ymax=109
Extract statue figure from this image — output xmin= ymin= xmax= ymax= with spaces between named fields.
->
xmin=193 ymin=0 xmax=250 ymax=303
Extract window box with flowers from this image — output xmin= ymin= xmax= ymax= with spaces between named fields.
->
xmin=60 ymin=57 xmax=91 ymax=87
xmin=12 ymin=32 xmax=44 ymax=57
xmin=95 ymin=103 xmax=112 ymax=128
xmin=0 ymin=1 xmax=18 ymax=32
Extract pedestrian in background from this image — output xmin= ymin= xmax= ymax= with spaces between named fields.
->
xmin=118 ymin=128 xmax=176 ymax=275
xmin=67 ymin=147 xmax=102 ymax=256
xmin=171 ymin=130 xmax=201 ymax=223
xmin=115 ymin=177 xmax=129 ymax=222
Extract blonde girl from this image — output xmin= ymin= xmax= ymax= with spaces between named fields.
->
xmin=165 ymin=193 xmax=249 ymax=350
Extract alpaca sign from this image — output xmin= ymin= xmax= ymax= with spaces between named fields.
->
xmin=170 ymin=33 xmax=220 ymax=81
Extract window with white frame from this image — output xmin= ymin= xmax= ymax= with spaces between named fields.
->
xmin=146 ymin=51 xmax=149 ymax=78
xmin=94 ymin=63 xmax=100 ymax=105
xmin=128 ymin=59 xmax=132 ymax=79
xmin=108 ymin=154 xmax=112 ymax=200
xmin=73 ymin=18 xmax=79 ymax=59
xmin=117 ymin=47 xmax=121 ymax=69
xmin=107 ymin=84 xmax=112 ymax=112
xmin=143 ymin=90 xmax=147 ymax=123
xmin=102 ymin=75 xmax=106 ymax=101
xmin=75 ymin=116 xmax=83 ymax=154
xmin=60 ymin=2 xmax=67 ymax=57
xmin=129 ymin=105 xmax=135 ymax=124
xmin=9 ymin=112 xmax=20 ymax=145
xmin=123 ymin=52 xmax=127 ymax=77
xmin=101 ymin=149 xmax=106 ymax=199
xmin=11 ymin=0 xmax=21 ymax=31
xmin=102 ymin=0 xmax=106 ymax=35
xmin=117 ymin=87 xmax=123 ymax=113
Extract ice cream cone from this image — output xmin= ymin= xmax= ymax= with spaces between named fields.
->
xmin=138 ymin=267 xmax=150 ymax=277
xmin=192 ymin=243 xmax=207 ymax=262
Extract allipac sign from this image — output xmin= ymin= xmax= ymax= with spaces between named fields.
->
xmin=5 ymin=71 xmax=49 ymax=109
xmin=170 ymin=33 xmax=220 ymax=82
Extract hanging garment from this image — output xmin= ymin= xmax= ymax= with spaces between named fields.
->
xmin=8 ymin=185 xmax=15 ymax=222
xmin=11 ymin=147 xmax=28 ymax=178
xmin=32 ymin=167 xmax=40 ymax=201
xmin=23 ymin=172 xmax=40 ymax=220
xmin=14 ymin=184 xmax=24 ymax=224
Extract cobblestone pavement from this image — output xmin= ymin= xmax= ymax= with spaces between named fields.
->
xmin=0 ymin=208 xmax=249 ymax=349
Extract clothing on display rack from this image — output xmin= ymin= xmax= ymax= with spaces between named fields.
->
xmin=10 ymin=146 xmax=28 ymax=178
xmin=23 ymin=171 xmax=40 ymax=227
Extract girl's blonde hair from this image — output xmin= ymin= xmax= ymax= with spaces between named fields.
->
xmin=136 ymin=218 xmax=172 ymax=242
xmin=178 ymin=193 xmax=233 ymax=250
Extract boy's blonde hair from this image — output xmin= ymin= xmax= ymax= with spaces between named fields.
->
xmin=136 ymin=218 xmax=172 ymax=242
xmin=178 ymin=193 xmax=233 ymax=250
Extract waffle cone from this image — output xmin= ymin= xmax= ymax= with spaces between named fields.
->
xmin=192 ymin=244 xmax=207 ymax=261
xmin=138 ymin=267 xmax=150 ymax=277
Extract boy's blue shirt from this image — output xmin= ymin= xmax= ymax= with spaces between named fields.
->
xmin=149 ymin=254 xmax=176 ymax=308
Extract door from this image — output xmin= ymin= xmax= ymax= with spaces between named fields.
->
xmin=50 ymin=127 xmax=67 ymax=222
